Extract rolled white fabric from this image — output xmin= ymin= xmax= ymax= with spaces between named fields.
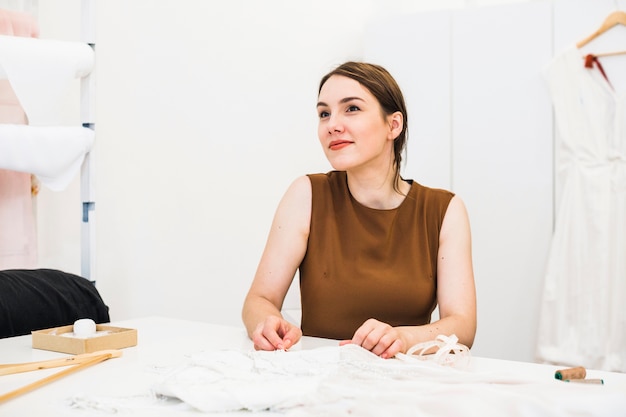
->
xmin=0 ymin=124 xmax=94 ymax=191
xmin=0 ymin=35 xmax=94 ymax=126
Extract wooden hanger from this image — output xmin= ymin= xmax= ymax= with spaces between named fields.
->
xmin=577 ymin=10 xmax=626 ymax=57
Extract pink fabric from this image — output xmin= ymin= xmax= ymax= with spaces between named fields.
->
xmin=0 ymin=8 xmax=39 ymax=270
xmin=0 ymin=9 xmax=39 ymax=37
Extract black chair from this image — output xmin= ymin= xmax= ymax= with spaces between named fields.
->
xmin=0 ymin=268 xmax=110 ymax=338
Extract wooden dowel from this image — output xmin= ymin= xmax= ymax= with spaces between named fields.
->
xmin=0 ymin=352 xmax=115 ymax=404
xmin=0 ymin=349 xmax=122 ymax=376
xmin=593 ymin=50 xmax=626 ymax=58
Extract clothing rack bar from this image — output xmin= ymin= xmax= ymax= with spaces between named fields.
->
xmin=80 ymin=0 xmax=96 ymax=283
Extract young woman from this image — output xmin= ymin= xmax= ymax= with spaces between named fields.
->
xmin=242 ymin=62 xmax=476 ymax=359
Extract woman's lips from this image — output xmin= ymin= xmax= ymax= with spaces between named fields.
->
xmin=329 ymin=140 xmax=352 ymax=150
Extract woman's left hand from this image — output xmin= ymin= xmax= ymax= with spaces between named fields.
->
xmin=340 ymin=318 xmax=406 ymax=359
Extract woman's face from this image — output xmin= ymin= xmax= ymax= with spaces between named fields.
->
xmin=317 ymin=75 xmax=400 ymax=173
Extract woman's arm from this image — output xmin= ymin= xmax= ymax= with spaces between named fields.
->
xmin=343 ymin=195 xmax=477 ymax=358
xmin=241 ymin=176 xmax=311 ymax=350
xmin=431 ymin=195 xmax=477 ymax=347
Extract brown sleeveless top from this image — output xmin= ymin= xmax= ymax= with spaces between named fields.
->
xmin=299 ymin=171 xmax=454 ymax=340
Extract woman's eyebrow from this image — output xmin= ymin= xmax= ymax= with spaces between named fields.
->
xmin=316 ymin=96 xmax=365 ymax=108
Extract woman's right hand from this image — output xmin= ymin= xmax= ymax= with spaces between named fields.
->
xmin=251 ymin=315 xmax=302 ymax=351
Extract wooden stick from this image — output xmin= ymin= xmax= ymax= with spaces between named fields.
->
xmin=0 ymin=351 xmax=119 ymax=404
xmin=592 ymin=49 xmax=626 ymax=58
xmin=577 ymin=11 xmax=626 ymax=48
xmin=0 ymin=349 xmax=122 ymax=376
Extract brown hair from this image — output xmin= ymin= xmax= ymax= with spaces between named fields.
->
xmin=318 ymin=62 xmax=408 ymax=193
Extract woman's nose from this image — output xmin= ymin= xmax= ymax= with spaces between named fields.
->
xmin=327 ymin=114 xmax=343 ymax=134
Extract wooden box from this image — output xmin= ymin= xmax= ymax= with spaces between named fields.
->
xmin=32 ymin=324 xmax=137 ymax=354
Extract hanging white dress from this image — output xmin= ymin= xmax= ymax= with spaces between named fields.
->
xmin=536 ymin=45 xmax=626 ymax=372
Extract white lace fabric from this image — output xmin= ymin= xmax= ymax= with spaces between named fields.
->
xmin=68 ymin=335 xmax=626 ymax=416
xmin=397 ymin=334 xmax=471 ymax=368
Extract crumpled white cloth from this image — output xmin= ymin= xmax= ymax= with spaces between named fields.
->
xmin=154 ymin=347 xmax=343 ymax=413
xmin=0 ymin=124 xmax=94 ymax=190
xmin=147 ymin=343 xmax=626 ymax=416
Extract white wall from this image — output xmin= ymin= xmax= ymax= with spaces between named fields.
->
xmin=36 ymin=0 xmax=475 ymax=322
xmin=31 ymin=0 xmax=622 ymax=362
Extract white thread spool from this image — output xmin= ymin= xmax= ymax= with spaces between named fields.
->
xmin=73 ymin=318 xmax=97 ymax=337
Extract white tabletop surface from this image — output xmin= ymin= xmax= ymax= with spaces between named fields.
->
xmin=1 ymin=317 xmax=625 ymax=416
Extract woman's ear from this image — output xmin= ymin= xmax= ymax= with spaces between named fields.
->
xmin=388 ymin=111 xmax=403 ymax=140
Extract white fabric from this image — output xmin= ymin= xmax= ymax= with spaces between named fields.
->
xmin=0 ymin=34 xmax=94 ymax=126
xmin=137 ymin=345 xmax=623 ymax=416
xmin=0 ymin=124 xmax=94 ymax=191
xmin=400 ymin=334 xmax=471 ymax=368
xmin=537 ymin=45 xmax=626 ymax=372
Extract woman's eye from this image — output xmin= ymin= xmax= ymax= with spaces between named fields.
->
xmin=319 ymin=110 xmax=329 ymax=118
xmin=347 ymin=105 xmax=360 ymax=112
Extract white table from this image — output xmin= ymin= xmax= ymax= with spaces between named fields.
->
xmin=1 ymin=317 xmax=624 ymax=416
